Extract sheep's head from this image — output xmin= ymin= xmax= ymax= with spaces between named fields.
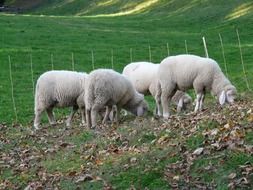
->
xmin=126 ymin=93 xmax=149 ymax=116
xmin=183 ymin=94 xmax=192 ymax=104
xmin=136 ymin=100 xmax=149 ymax=116
xmin=177 ymin=94 xmax=192 ymax=112
xmin=219 ymin=85 xmax=237 ymax=105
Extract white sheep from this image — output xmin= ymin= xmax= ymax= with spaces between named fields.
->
xmin=85 ymin=69 xmax=148 ymax=128
xmin=157 ymin=54 xmax=237 ymax=119
xmin=122 ymin=62 xmax=192 ymax=114
xmin=34 ymin=70 xmax=88 ymax=129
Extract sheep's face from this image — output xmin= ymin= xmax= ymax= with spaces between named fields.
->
xmin=219 ymin=88 xmax=237 ymax=105
xmin=226 ymin=89 xmax=237 ymax=104
xmin=183 ymin=95 xmax=192 ymax=104
xmin=128 ymin=100 xmax=148 ymax=116
xmin=136 ymin=100 xmax=149 ymax=116
xmin=181 ymin=95 xmax=192 ymax=110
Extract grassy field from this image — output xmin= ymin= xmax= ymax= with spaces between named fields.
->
xmin=0 ymin=0 xmax=253 ymax=189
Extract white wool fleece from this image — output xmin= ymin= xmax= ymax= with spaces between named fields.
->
xmin=85 ymin=69 xmax=148 ymax=128
xmin=157 ymin=54 xmax=236 ymax=118
xmin=34 ymin=70 xmax=87 ymax=129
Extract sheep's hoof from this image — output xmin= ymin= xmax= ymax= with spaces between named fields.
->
xmin=177 ymin=108 xmax=182 ymax=113
xmin=153 ymin=115 xmax=160 ymax=120
xmin=50 ymin=121 xmax=57 ymax=126
xmin=163 ymin=114 xmax=170 ymax=120
xmin=90 ymin=125 xmax=96 ymax=129
xmin=65 ymin=120 xmax=72 ymax=127
xmin=33 ymin=124 xmax=40 ymax=130
xmin=79 ymin=122 xmax=86 ymax=127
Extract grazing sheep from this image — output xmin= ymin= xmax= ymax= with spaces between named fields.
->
xmin=122 ymin=62 xmax=158 ymax=95
xmin=34 ymin=70 xmax=87 ymax=129
xmin=157 ymin=54 xmax=237 ymax=119
xmin=85 ymin=69 xmax=148 ymax=128
xmin=122 ymin=62 xmax=192 ymax=114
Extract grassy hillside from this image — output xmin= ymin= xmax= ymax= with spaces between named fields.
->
xmin=1 ymin=0 xmax=253 ymax=124
xmin=0 ymin=1 xmax=253 ymax=188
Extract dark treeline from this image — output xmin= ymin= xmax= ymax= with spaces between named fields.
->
xmin=0 ymin=0 xmax=5 ymax=6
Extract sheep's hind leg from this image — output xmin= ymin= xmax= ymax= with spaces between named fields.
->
xmin=86 ymin=109 xmax=91 ymax=128
xmin=46 ymin=107 xmax=56 ymax=126
xmin=155 ymin=82 xmax=162 ymax=117
xmin=80 ymin=107 xmax=86 ymax=125
xmin=161 ymin=85 xmax=176 ymax=119
xmin=34 ymin=108 xmax=44 ymax=130
xmin=102 ymin=106 xmax=112 ymax=124
xmin=114 ymin=106 xmax=121 ymax=125
xmin=91 ymin=103 xmax=104 ymax=129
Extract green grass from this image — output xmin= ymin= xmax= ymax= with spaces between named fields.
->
xmin=1 ymin=0 xmax=253 ymax=124
xmin=1 ymin=1 xmax=253 ymax=189
xmin=190 ymin=151 xmax=253 ymax=188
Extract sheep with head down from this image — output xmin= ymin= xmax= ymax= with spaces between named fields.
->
xmin=34 ymin=70 xmax=87 ymax=129
xmin=85 ymin=69 xmax=148 ymax=128
xmin=122 ymin=61 xmax=192 ymax=114
xmin=156 ymin=54 xmax=237 ymax=119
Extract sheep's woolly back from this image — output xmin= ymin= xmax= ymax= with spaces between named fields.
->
xmin=122 ymin=61 xmax=192 ymax=106
xmin=35 ymin=70 xmax=87 ymax=110
xmin=158 ymin=54 xmax=233 ymax=96
xmin=122 ymin=62 xmax=159 ymax=95
xmin=85 ymin=69 xmax=138 ymax=110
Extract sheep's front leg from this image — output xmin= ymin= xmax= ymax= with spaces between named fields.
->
xmin=176 ymin=98 xmax=184 ymax=113
xmin=161 ymin=84 xmax=176 ymax=119
xmin=114 ymin=106 xmax=121 ymax=125
xmin=66 ymin=105 xmax=78 ymax=127
xmin=199 ymin=94 xmax=205 ymax=111
xmin=46 ymin=107 xmax=57 ymax=126
xmin=109 ymin=105 xmax=117 ymax=123
xmin=194 ymin=93 xmax=204 ymax=112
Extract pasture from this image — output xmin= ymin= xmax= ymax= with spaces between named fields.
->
xmin=1 ymin=0 xmax=253 ymax=189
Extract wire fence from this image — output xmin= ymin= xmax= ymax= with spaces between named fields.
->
xmin=0 ymin=29 xmax=252 ymax=125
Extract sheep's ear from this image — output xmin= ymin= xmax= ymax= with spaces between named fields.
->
xmin=137 ymin=106 xmax=144 ymax=116
xmin=219 ymin=90 xmax=226 ymax=105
